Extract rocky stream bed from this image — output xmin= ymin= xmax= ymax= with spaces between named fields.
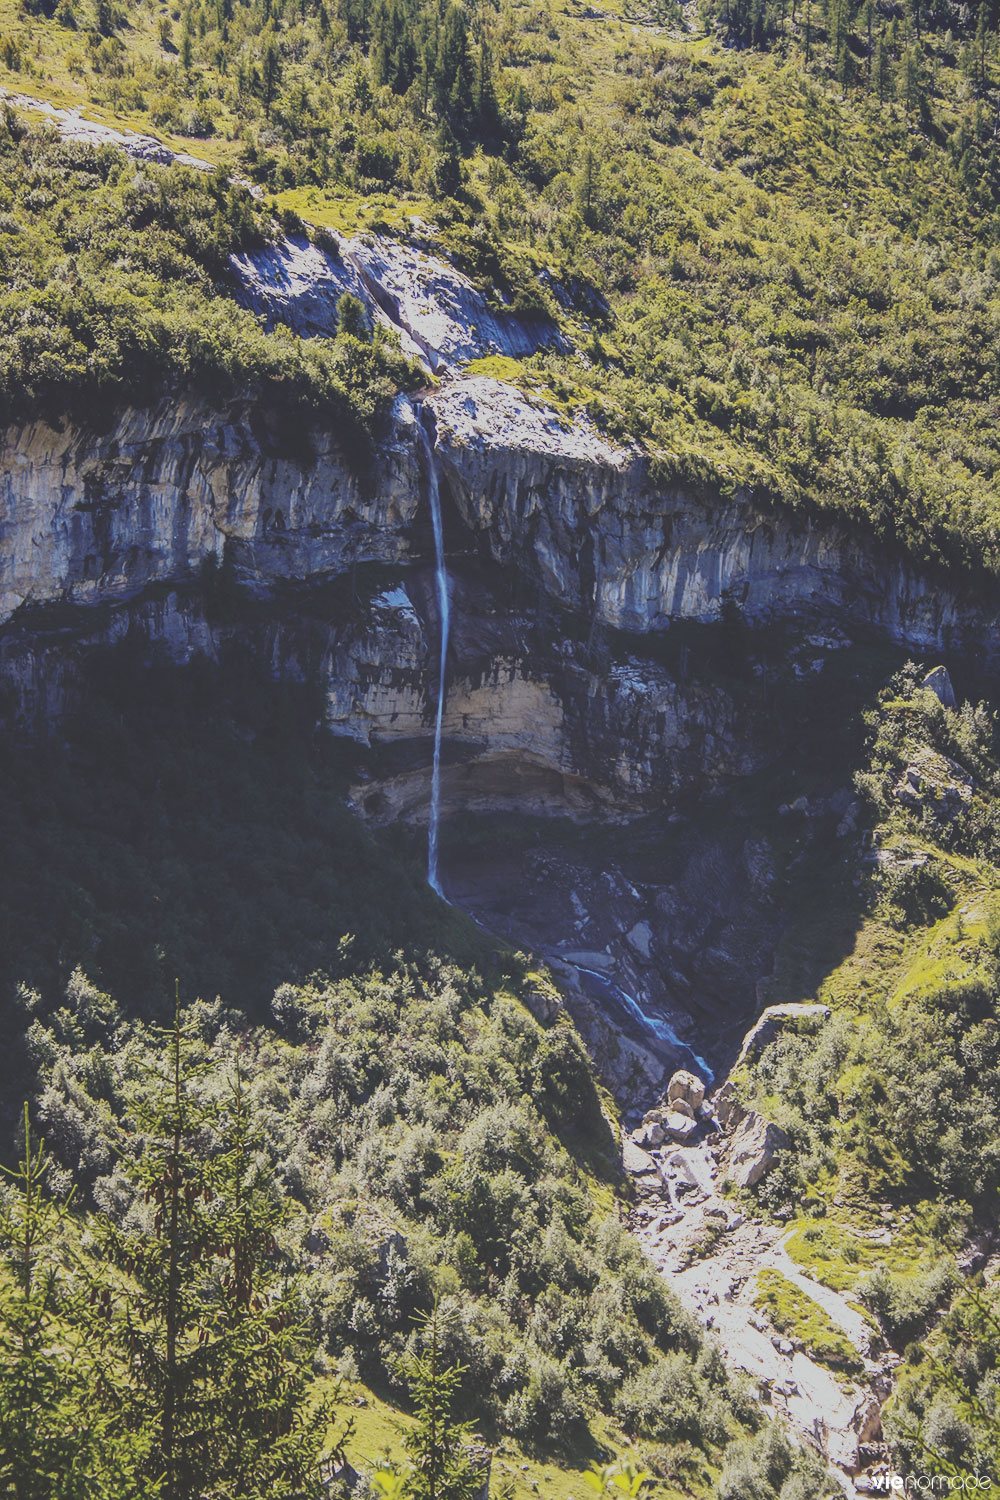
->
xmin=622 ymin=1059 xmax=895 ymax=1496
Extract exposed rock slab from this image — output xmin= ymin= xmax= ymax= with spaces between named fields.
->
xmin=230 ymin=235 xmax=566 ymax=372
xmin=0 ymin=88 xmax=214 ymax=170
xmin=735 ymin=1003 xmax=832 ymax=1068
xmin=634 ymin=1132 xmax=886 ymax=1489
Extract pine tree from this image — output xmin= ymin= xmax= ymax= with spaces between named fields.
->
xmin=433 ymin=3 xmax=473 ymax=132
xmin=874 ymin=28 xmax=893 ymax=102
xmin=0 ymin=1105 xmax=85 ymax=1500
xmin=194 ymin=1062 xmax=344 ymax=1498
xmin=260 ymin=29 xmax=281 ymax=117
xmin=375 ymin=1304 xmax=482 ymax=1500
xmin=804 ymin=0 xmax=812 ymax=64
xmin=574 ymin=146 xmax=597 ymax=228
xmin=433 ymin=118 xmax=462 ymax=195
xmin=0 ymin=1106 xmax=146 ymax=1499
xmin=474 ymin=30 xmax=498 ymax=140
xmin=898 ymin=41 xmax=925 ymax=119
xmin=92 ymin=1003 xmax=337 ymax=1500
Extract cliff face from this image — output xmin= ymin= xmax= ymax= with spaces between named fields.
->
xmin=0 ymin=359 xmax=993 ymax=819
xmin=0 ymin=397 xmax=420 ymax=624
xmin=431 ymin=377 xmax=990 ymax=649
xmin=4 ymin=375 xmax=992 ymax=643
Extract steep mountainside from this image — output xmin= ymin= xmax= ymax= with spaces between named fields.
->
xmin=6 ymin=0 xmax=1000 ymax=1492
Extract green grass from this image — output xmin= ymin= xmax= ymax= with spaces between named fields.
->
xmin=328 ymin=1383 xmax=685 ymax=1500
xmin=752 ymin=1268 xmax=863 ymax=1374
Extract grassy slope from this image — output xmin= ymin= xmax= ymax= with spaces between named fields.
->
xmin=6 ymin=0 xmax=1000 ymax=577
xmin=327 ymin=1384 xmax=671 ymax=1500
xmin=729 ymin=665 xmax=1000 ymax=1469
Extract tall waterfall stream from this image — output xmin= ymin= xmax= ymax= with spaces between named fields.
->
xmin=419 ymin=417 xmax=450 ymax=897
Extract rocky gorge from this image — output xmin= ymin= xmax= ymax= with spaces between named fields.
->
xmin=2 ymin=151 xmax=997 ymax=1490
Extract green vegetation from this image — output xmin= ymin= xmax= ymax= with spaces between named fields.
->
xmin=752 ymin=1268 xmax=863 ymax=1373
xmin=8 ymin=0 xmax=1000 ymax=574
xmin=0 ymin=1050 xmax=346 ymax=1500
xmin=742 ymin=664 xmax=1000 ymax=1216
xmin=887 ymin=1282 xmax=1000 ymax=1481
xmin=373 ymin=1305 xmax=485 ymax=1500
xmin=0 ymin=112 xmax=419 ymax=442
xmin=729 ymin=662 xmax=1000 ymax=1474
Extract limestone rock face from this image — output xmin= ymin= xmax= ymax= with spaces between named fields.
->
xmin=428 ymin=375 xmax=1000 ymax=652
xmin=3 ymin=374 xmax=999 ymax=674
xmin=0 ymin=396 xmax=420 ymax=624
xmin=2 ymin=349 xmax=999 ymax=834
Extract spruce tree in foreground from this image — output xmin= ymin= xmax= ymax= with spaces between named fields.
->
xmin=93 ymin=1005 xmax=340 ymax=1500
xmin=0 ymin=1106 xmax=147 ymax=1499
xmin=376 ymin=1304 xmax=482 ymax=1500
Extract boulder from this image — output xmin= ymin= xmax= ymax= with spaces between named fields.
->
xmin=892 ymin=746 xmax=972 ymax=820
xmin=524 ymin=987 xmax=562 ymax=1025
xmin=667 ymin=1069 xmax=705 ymax=1111
xmin=625 ymin=920 xmax=653 ymax=959
xmin=836 ymin=800 xmax=860 ymax=838
xmin=669 ymin=1097 xmax=695 ymax=1120
xmin=561 ymin=950 xmax=615 ymax=971
xmin=631 ymin=1120 xmax=666 ymax=1149
xmin=623 ymin=1138 xmax=658 ymax=1177
xmin=663 ymin=1110 xmax=698 ymax=1143
xmin=728 ymin=1111 xmax=789 ymax=1188
xmin=922 ymin=665 xmax=957 ymax=709
xmin=712 ymin=1079 xmax=745 ymax=1132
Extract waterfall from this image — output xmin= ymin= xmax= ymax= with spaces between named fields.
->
xmin=418 ymin=417 xmax=450 ymax=897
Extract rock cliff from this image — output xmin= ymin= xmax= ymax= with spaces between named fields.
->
xmin=2 ymin=226 xmax=997 ymax=828
xmin=3 ymin=370 xmax=994 ymax=646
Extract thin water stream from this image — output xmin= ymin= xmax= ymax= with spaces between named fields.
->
xmin=418 ymin=417 xmax=450 ymax=897
xmin=573 ymin=964 xmax=714 ymax=1081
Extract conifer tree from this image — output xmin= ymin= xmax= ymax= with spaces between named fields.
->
xmin=260 ymin=29 xmax=281 ymax=117
xmin=375 ymin=1304 xmax=482 ymax=1500
xmin=0 ymin=1106 xmax=146 ymax=1500
xmin=92 ymin=1004 xmax=338 ymax=1500
xmin=874 ymin=28 xmax=893 ymax=101
xmin=575 ymin=146 xmax=597 ymax=228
